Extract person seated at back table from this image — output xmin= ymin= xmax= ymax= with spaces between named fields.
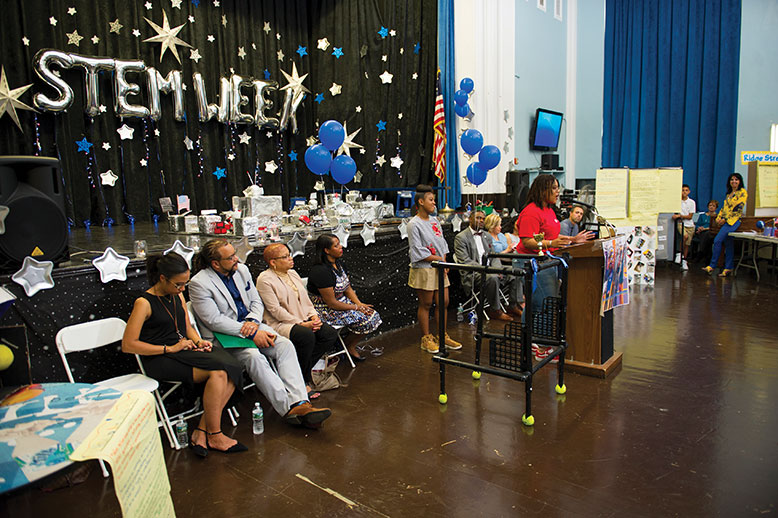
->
xmin=189 ymin=239 xmax=331 ymax=430
xmin=307 ymin=234 xmax=383 ymax=363
xmin=559 ymin=205 xmax=585 ymax=237
xmin=122 ymin=252 xmax=246 ymax=457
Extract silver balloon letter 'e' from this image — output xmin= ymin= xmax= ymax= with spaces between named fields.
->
xmin=114 ymin=60 xmax=150 ymax=118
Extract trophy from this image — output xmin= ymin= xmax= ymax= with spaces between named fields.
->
xmin=534 ymin=233 xmax=545 ymax=256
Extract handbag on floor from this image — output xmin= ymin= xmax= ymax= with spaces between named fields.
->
xmin=311 ymin=357 xmax=341 ymax=391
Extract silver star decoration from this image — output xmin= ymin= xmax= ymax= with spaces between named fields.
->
xmin=287 ymin=232 xmax=308 ymax=258
xmin=227 ymin=153 xmax=235 ymax=161
xmin=188 ymin=15 xmax=195 ymax=23
xmin=277 ymin=49 xmax=284 ymax=61
xmin=190 ymin=49 xmax=201 ymax=62
xmin=165 ymin=240 xmax=195 ymax=267
xmin=314 ymin=180 xmax=325 ymax=191
xmin=333 ymin=224 xmax=350 ymax=248
xmin=329 ymin=83 xmax=342 ymax=96
xmin=355 ymin=106 xmax=362 ymax=113
xmin=337 ymin=122 xmax=363 ymax=157
xmin=412 ymin=73 xmax=418 ymax=80
xmin=207 ymin=34 xmax=215 ymax=42
xmin=266 ymin=131 xmax=274 ymax=138
xmin=172 ymin=0 xmax=182 ymax=8
xmin=22 ymin=36 xmax=30 ymax=46
xmin=183 ymin=135 xmax=194 ymax=150
xmin=99 ymin=104 xmax=107 ymax=113
xmin=132 ymin=29 xmax=141 ymax=37
xmin=154 ymin=128 xmax=161 ymax=137
xmin=213 ymin=0 xmax=220 ymax=6
xmin=508 ymin=127 xmax=514 ymax=139
xmin=0 ymin=67 xmax=35 ymax=131
xmin=279 ymin=62 xmax=309 ymax=94
xmin=400 ymin=48 xmax=404 ymax=55
xmin=222 ymin=15 xmax=227 ymax=27
xmin=263 ymin=22 xmax=271 ymax=34
xmin=145 ymin=1 xmax=153 ymax=9
xmin=252 ymin=43 xmax=256 ymax=50
xmin=92 ymin=247 xmax=130 ymax=283
xmin=117 ymin=124 xmax=134 ymax=140
xmin=140 ymin=158 xmax=148 ymax=167
xmin=359 ymin=149 xmax=366 ymax=154
xmin=109 ymin=19 xmax=123 ymax=33
xmin=102 ymin=142 xmax=111 ymax=150
xmin=375 ymin=155 xmax=386 ymax=167
xmin=503 ymin=142 xmax=510 ymax=153
xmin=100 ymin=170 xmax=118 ymax=186
xmin=398 ymin=218 xmax=409 ymax=240
xmin=234 ymin=237 xmax=254 ymax=263
xmin=390 ymin=155 xmax=403 ymax=169
xmin=451 ymin=214 xmax=463 ymax=232
xmin=143 ymin=10 xmax=193 ymax=64
xmin=0 ymin=205 xmax=9 ymax=234
xmin=238 ymin=132 xmax=251 ymax=145
xmin=265 ymin=161 xmax=278 ymax=174
xmin=66 ymin=30 xmax=84 ymax=47
xmin=379 ymin=71 xmax=393 ymax=84
xmin=276 ymin=33 xmax=281 ymax=40
xmin=306 ymin=136 xmax=317 ymax=146
xmin=12 ymin=256 xmax=55 ymax=297
xmin=398 ymin=113 xmax=403 ymax=119
xmin=91 ymin=35 xmax=100 ymax=45
xmin=360 ymin=223 xmax=376 ymax=246
xmin=390 ymin=29 xmax=397 ymax=36
xmin=68 ymin=7 xmax=77 ymax=15
xmin=504 ymin=109 xmax=510 ymax=122
xmin=317 ymin=37 xmax=330 ymax=51
xmin=381 ymin=55 xmax=387 ymax=62
xmin=238 ymin=46 xmax=246 ymax=59
xmin=49 ymin=16 xmax=58 ymax=26
xmin=354 ymin=171 xmax=363 ymax=183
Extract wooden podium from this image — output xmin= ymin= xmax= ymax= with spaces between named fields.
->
xmin=560 ymin=238 xmax=623 ymax=378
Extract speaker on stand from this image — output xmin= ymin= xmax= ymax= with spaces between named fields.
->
xmin=0 ymin=156 xmax=69 ymax=273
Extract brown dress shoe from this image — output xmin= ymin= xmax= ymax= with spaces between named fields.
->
xmin=285 ymin=402 xmax=332 ymax=427
xmin=507 ymin=305 xmax=523 ymax=318
xmin=487 ymin=310 xmax=513 ymax=321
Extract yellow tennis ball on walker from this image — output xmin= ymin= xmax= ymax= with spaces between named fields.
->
xmin=472 ymin=371 xmax=481 ymax=380
xmin=438 ymin=394 xmax=448 ymax=405
xmin=0 ymin=344 xmax=14 ymax=371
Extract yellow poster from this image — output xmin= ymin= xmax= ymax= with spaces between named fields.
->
xmin=629 ymin=169 xmax=661 ymax=217
xmin=595 ymin=168 xmax=628 ymax=219
xmin=656 ymin=169 xmax=684 ymax=213
xmin=71 ymin=391 xmax=175 ymax=518
xmin=757 ymin=164 xmax=778 ymax=208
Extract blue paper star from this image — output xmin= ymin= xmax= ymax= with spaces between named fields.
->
xmin=75 ymin=137 xmax=93 ymax=154
xmin=314 ymin=93 xmax=325 ymax=104
xmin=413 ymin=42 xmax=421 ymax=54
xmin=264 ymin=69 xmax=271 ymax=79
xmin=376 ymin=120 xmax=386 ymax=132
xmin=288 ymin=151 xmax=298 ymax=162
xmin=332 ymin=47 xmax=343 ymax=59
xmin=378 ymin=26 xmax=388 ymax=39
xmin=297 ymin=45 xmax=308 ymax=57
xmin=192 ymin=0 xmax=200 ymax=6
xmin=212 ymin=167 xmax=226 ymax=179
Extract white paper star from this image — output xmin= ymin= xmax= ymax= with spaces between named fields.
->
xmin=140 ymin=158 xmax=148 ymax=167
xmin=398 ymin=113 xmax=403 ymax=119
xmin=66 ymin=30 xmax=83 ymax=47
xmin=213 ymin=0 xmax=220 ymax=6
xmin=252 ymin=43 xmax=256 ymax=50
xmin=164 ymin=240 xmax=195 ymax=267
xmin=279 ymin=62 xmax=309 ymax=94
xmin=207 ymin=34 xmax=215 ymax=42
xmin=102 ymin=142 xmax=111 ymax=150
xmin=12 ymin=256 xmax=55 ymax=297
xmin=222 ymin=14 xmax=227 ymax=27
xmin=132 ymin=29 xmax=141 ymax=37
xmin=154 ymin=128 xmax=161 ymax=137
xmin=239 ymin=132 xmax=251 ymax=145
xmin=354 ymin=171 xmax=363 ymax=183
xmin=263 ymin=22 xmax=271 ymax=34
xmin=0 ymin=67 xmax=35 ymax=131
xmin=382 ymin=55 xmax=387 ymax=62
xmin=188 ymin=15 xmax=195 ymax=23
xmin=398 ymin=218 xmax=410 ymax=239
xmin=183 ymin=135 xmax=194 ymax=150
xmin=68 ymin=7 xmax=77 ymax=15
xmin=49 ymin=16 xmax=58 ymax=26
xmin=355 ymin=106 xmax=362 ymax=113
xmin=100 ymin=170 xmax=119 ymax=186
xmin=359 ymin=149 xmax=366 ymax=154
xmin=265 ymin=161 xmax=278 ymax=174
xmin=390 ymin=29 xmax=396 ymax=36
xmin=390 ymin=156 xmax=403 ymax=169
xmin=360 ymin=223 xmax=376 ymax=246
xmin=190 ymin=49 xmax=201 ymax=62
xmin=277 ymin=49 xmax=284 ymax=61
xmin=0 ymin=205 xmax=9 ymax=234
xmin=337 ymin=122 xmax=364 ymax=157
xmin=227 ymin=153 xmax=235 ymax=161
xmin=329 ymin=83 xmax=342 ymax=96
xmin=412 ymin=72 xmax=418 ymax=80
xmin=99 ymin=104 xmax=107 ymax=113
xmin=238 ymin=46 xmax=246 ymax=59
xmin=143 ymin=10 xmax=193 ymax=64
xmin=91 ymin=35 xmax=100 ymax=45
xmin=172 ymin=0 xmax=182 ymax=8
xmin=379 ymin=70 xmax=393 ymax=84
xmin=400 ymin=48 xmax=404 ymax=55
xmin=145 ymin=1 xmax=153 ymax=10
xmin=92 ymin=247 xmax=130 ymax=283
xmin=375 ymin=155 xmax=386 ymax=167
xmin=109 ymin=19 xmax=123 ymax=33
xmin=276 ymin=32 xmax=281 ymax=40
xmin=117 ymin=124 xmax=134 ymax=140
xmin=266 ymin=131 xmax=274 ymax=138
xmin=334 ymin=224 xmax=350 ymax=248
xmin=287 ymin=232 xmax=308 ymax=258
xmin=317 ymin=38 xmax=330 ymax=51
xmin=22 ymin=36 xmax=30 ymax=46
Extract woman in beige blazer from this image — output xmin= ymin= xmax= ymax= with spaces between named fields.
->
xmin=256 ymin=243 xmax=339 ymax=397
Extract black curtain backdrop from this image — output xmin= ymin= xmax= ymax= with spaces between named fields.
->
xmin=0 ymin=0 xmax=437 ymax=226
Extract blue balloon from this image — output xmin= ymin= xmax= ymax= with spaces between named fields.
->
xmin=460 ymin=77 xmax=474 ymax=93
xmin=478 ymin=145 xmax=501 ymax=170
xmin=330 ymin=155 xmax=357 ymax=184
xmin=466 ymin=162 xmax=488 ymax=186
xmin=460 ymin=129 xmax=484 ymax=155
xmin=318 ymin=120 xmax=346 ymax=151
xmin=304 ymin=144 xmax=332 ymax=175
xmin=454 ymin=89 xmax=468 ymax=106
xmin=756 ymin=220 xmax=765 ymax=230
xmin=454 ymin=103 xmax=470 ymax=118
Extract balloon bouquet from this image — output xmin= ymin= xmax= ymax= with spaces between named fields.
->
xmin=304 ymin=120 xmax=357 ymax=184
xmin=454 ymin=78 xmax=501 ymax=187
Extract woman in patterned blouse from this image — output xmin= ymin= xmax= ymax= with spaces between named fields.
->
xmin=703 ymin=173 xmax=747 ymax=277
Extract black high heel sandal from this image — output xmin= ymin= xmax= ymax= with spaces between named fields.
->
xmin=205 ymin=430 xmax=248 ymax=454
xmin=190 ymin=427 xmax=208 ymax=458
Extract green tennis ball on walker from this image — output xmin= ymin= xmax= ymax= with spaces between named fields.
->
xmin=0 ymin=344 xmax=14 ymax=371
xmin=472 ymin=371 xmax=481 ymax=380
xmin=438 ymin=394 xmax=448 ymax=405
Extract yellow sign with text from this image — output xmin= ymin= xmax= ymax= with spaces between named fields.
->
xmin=741 ymin=151 xmax=778 ymax=165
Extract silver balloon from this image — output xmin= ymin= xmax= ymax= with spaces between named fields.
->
xmin=216 ymin=76 xmax=231 ymax=123
xmin=251 ymin=79 xmax=279 ymax=129
xmin=70 ymin=54 xmax=115 ymax=117
xmin=33 ymin=49 xmax=75 ymax=112
xmin=287 ymin=90 xmax=305 ymax=134
xmin=192 ymin=72 xmax=218 ymax=122
xmin=278 ymin=88 xmax=294 ymax=131
xmin=114 ymin=60 xmax=150 ymax=118
xmin=229 ymin=74 xmax=254 ymax=125
xmin=147 ymin=68 xmax=185 ymax=121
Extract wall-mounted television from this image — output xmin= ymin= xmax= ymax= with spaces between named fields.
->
xmin=530 ymin=108 xmax=564 ymax=151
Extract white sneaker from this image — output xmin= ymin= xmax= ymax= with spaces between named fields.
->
xmin=674 ymin=253 xmax=681 ymax=263
xmin=681 ymin=260 xmax=688 ymax=271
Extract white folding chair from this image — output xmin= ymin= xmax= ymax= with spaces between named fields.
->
xmin=55 ymin=317 xmax=160 ymax=477
xmin=301 ymin=277 xmax=356 ymax=369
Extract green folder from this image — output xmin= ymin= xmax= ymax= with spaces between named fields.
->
xmin=213 ymin=332 xmax=256 ymax=349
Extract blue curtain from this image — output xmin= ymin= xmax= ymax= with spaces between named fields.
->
xmin=602 ymin=0 xmax=741 ymax=206
xmin=437 ymin=0 xmax=462 ymax=209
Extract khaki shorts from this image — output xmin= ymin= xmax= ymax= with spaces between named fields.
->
xmin=408 ymin=267 xmax=450 ymax=291
xmin=683 ymin=225 xmax=694 ymax=245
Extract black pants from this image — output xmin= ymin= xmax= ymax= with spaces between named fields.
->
xmin=289 ymin=323 xmax=340 ymax=384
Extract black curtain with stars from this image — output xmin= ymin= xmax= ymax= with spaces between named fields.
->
xmin=0 ymin=0 xmax=438 ymax=227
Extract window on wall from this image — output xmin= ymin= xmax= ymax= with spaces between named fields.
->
xmin=771 ymin=124 xmax=778 ymax=152
xmin=537 ymin=0 xmax=547 ymax=13
xmin=554 ymin=0 xmax=563 ymax=21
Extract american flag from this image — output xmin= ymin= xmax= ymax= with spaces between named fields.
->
xmin=433 ymin=72 xmax=446 ymax=182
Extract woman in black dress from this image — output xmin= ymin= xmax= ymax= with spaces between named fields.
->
xmin=122 ymin=252 xmax=246 ymax=456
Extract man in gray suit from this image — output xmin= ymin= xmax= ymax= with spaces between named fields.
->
xmin=454 ymin=210 xmax=514 ymax=321
xmin=189 ymin=239 xmax=331 ymax=429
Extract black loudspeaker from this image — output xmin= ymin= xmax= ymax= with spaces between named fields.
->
xmin=505 ymin=169 xmax=530 ymax=213
xmin=541 ymin=153 xmax=559 ymax=170
xmin=0 ymin=156 xmax=69 ymax=272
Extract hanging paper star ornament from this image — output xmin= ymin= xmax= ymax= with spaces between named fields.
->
xmin=288 ymin=150 xmax=298 ymax=161
xmin=66 ymin=30 xmax=84 ymax=47
xmin=109 ymin=19 xmax=123 ymax=34
xmin=265 ymin=161 xmax=278 ymax=174
xmin=238 ymin=132 xmax=251 ymax=145
xmin=379 ymin=71 xmax=393 ymax=84
xmin=314 ymin=93 xmax=324 ymax=104
xmin=143 ymin=10 xmax=193 ymax=64
xmin=164 ymin=240 xmax=195 ymax=267
xmin=213 ymin=167 xmax=226 ymax=179
xmin=398 ymin=218 xmax=409 ymax=240
xmin=12 ymin=256 xmax=55 ymax=297
xmin=75 ymin=137 xmax=93 ymax=154
xmin=332 ymin=47 xmax=343 ymax=59
xmin=183 ymin=135 xmax=194 ymax=149
xmin=376 ymin=120 xmax=386 ymax=132
xmin=297 ymin=45 xmax=308 ymax=57
xmin=390 ymin=155 xmax=403 ymax=169
xmin=92 ymin=247 xmax=130 ymax=283
xmin=190 ymin=49 xmax=202 ymax=62
xmin=287 ymin=232 xmax=308 ymax=258
xmin=317 ymin=38 xmax=330 ymax=51
xmin=280 ymin=62 xmax=310 ymax=96
xmin=360 ymin=223 xmax=376 ymax=246
xmin=0 ymin=67 xmax=35 ymax=132
xmin=378 ymin=26 xmax=388 ymax=39
xmin=375 ymin=155 xmax=386 ymax=167
xmin=100 ymin=170 xmax=119 ymax=186
xmin=329 ymin=83 xmax=342 ymax=96
xmin=233 ymin=237 xmax=254 ymax=263
xmin=337 ymin=122 xmax=364 ymax=157
xmin=333 ymin=224 xmax=350 ymax=248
